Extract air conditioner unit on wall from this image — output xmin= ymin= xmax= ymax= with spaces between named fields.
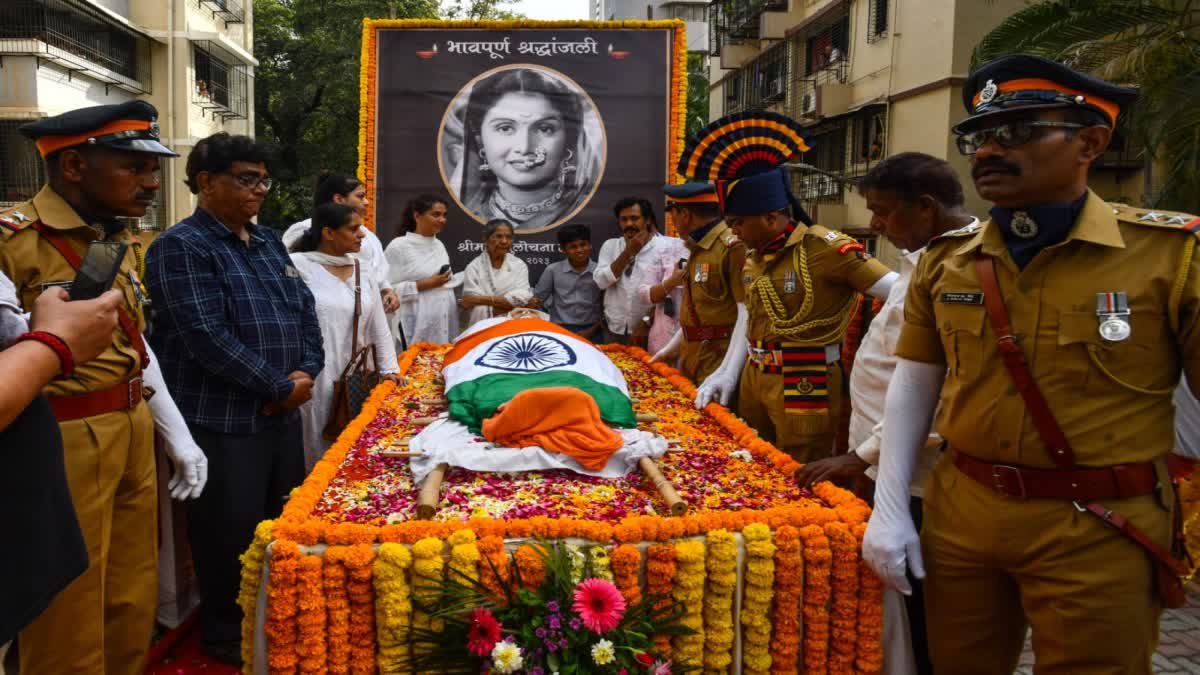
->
xmin=800 ymin=92 xmax=817 ymax=115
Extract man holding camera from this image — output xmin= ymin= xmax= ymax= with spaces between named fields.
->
xmin=0 ymin=101 xmax=207 ymax=675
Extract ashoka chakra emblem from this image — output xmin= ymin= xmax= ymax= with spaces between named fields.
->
xmin=476 ymin=334 xmax=577 ymax=373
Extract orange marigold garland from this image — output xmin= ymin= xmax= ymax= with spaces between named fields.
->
xmin=324 ymin=547 xmax=352 ymax=674
xmin=703 ymin=529 xmax=737 ymax=671
xmin=238 ymin=520 xmax=273 ymax=673
xmin=825 ymin=521 xmax=860 ymax=675
xmin=672 ymin=539 xmax=706 ymax=666
xmin=800 ymin=524 xmax=833 ymax=675
xmin=853 ymin=523 xmax=884 ymax=674
xmin=264 ymin=540 xmax=300 ymax=675
xmin=646 ymin=543 xmax=677 ymax=658
xmin=514 ymin=543 xmax=546 ymax=590
xmin=770 ymin=525 xmax=803 ymax=675
xmin=296 ymin=555 xmax=327 ymax=673
xmin=611 ymin=544 xmax=643 ymax=608
xmin=373 ymin=543 xmax=413 ymax=673
xmin=477 ymin=535 xmax=511 ymax=600
xmin=344 ymin=545 xmax=377 ymax=674
xmin=741 ymin=522 xmax=776 ymax=674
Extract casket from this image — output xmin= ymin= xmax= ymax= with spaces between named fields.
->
xmin=238 ymin=342 xmax=885 ymax=673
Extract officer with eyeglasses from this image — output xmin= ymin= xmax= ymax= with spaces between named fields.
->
xmin=863 ymin=53 xmax=1200 ymax=674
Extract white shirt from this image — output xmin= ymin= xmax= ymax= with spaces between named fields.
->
xmin=850 ymin=245 xmax=951 ymax=498
xmin=1175 ymin=376 xmax=1200 ymax=459
xmin=594 ymin=233 xmax=663 ymax=335
xmin=283 ymin=218 xmax=390 ymax=291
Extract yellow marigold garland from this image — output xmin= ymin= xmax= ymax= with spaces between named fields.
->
xmin=741 ymin=523 xmax=776 ymax=674
xmin=411 ymin=537 xmax=446 ymax=634
xmin=344 ymin=545 xmax=377 ymax=674
xmin=703 ymin=529 xmax=737 ymax=671
xmin=672 ymin=539 xmax=706 ymax=667
xmin=589 ymin=544 xmax=614 ymax=582
xmin=448 ymin=529 xmax=481 ymax=587
xmin=646 ymin=543 xmax=676 ymax=657
xmin=264 ymin=540 xmax=300 ymax=675
xmin=800 ymin=524 xmax=833 ymax=675
xmin=825 ymin=522 xmax=860 ymax=675
xmin=373 ymin=543 xmax=414 ymax=673
xmin=296 ymin=555 xmax=327 ymax=673
xmin=324 ymin=547 xmax=353 ymax=674
xmin=853 ymin=523 xmax=884 ymax=674
xmin=611 ymin=544 xmax=642 ymax=607
xmin=769 ymin=525 xmax=803 ymax=674
xmin=238 ymin=520 xmax=273 ymax=673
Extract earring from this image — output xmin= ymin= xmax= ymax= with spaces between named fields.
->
xmin=559 ymin=148 xmax=576 ymax=178
xmin=478 ymin=147 xmax=490 ymax=173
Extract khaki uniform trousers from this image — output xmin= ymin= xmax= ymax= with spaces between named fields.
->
xmin=921 ymin=455 xmax=1169 ymax=675
xmin=679 ymin=337 xmax=729 ymax=389
xmin=736 ymin=361 xmax=843 ymax=464
xmin=20 ymin=402 xmax=157 ymax=675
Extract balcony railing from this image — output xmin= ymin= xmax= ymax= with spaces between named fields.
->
xmin=708 ymin=0 xmax=787 ymax=54
xmin=197 ymin=0 xmax=245 ymax=26
xmin=192 ymin=40 xmax=250 ymax=121
xmin=0 ymin=0 xmax=151 ymax=94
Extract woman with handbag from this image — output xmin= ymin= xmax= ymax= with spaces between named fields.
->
xmin=290 ymin=203 xmax=401 ymax=471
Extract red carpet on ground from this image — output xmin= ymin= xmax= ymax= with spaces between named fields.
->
xmin=143 ymin=613 xmax=240 ymax=675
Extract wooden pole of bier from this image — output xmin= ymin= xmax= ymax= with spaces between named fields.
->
xmin=636 ymin=413 xmax=658 ymax=423
xmin=639 ymin=457 xmax=687 ymax=516
xmin=416 ymin=463 xmax=449 ymax=520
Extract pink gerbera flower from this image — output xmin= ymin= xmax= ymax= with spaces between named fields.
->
xmin=572 ymin=578 xmax=627 ymax=634
xmin=467 ymin=607 xmax=502 ymax=656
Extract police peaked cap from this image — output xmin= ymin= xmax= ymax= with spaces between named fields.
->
xmin=19 ymin=100 xmax=178 ymax=158
xmin=953 ymin=53 xmax=1138 ymax=134
xmin=663 ymin=181 xmax=719 ymax=204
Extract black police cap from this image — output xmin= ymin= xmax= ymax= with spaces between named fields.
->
xmin=19 ymin=100 xmax=177 ymax=158
xmin=953 ymin=54 xmax=1137 ymax=134
xmin=662 ymin=181 xmax=719 ymax=204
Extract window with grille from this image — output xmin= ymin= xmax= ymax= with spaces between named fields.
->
xmin=794 ymin=121 xmax=847 ymax=203
xmin=867 ymin=0 xmax=888 ymax=43
xmin=192 ymin=41 xmax=250 ymax=120
xmin=754 ymin=42 xmax=788 ymax=107
xmin=804 ymin=14 xmax=850 ymax=76
xmin=0 ymin=121 xmax=44 ymax=206
xmin=852 ymin=108 xmax=886 ymax=165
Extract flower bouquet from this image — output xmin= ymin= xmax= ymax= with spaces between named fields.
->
xmin=398 ymin=541 xmax=695 ymax=674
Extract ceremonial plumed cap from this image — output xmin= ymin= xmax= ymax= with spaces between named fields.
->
xmin=662 ymin=181 xmax=718 ymax=204
xmin=954 ymin=53 xmax=1138 ymax=134
xmin=19 ymin=100 xmax=178 ymax=158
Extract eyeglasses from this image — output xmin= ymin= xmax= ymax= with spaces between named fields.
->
xmin=223 ymin=171 xmax=273 ymax=191
xmin=955 ymin=121 xmax=1086 ymax=155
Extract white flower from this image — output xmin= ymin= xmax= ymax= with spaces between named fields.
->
xmin=591 ymin=639 xmax=616 ymax=665
xmin=730 ymin=449 xmax=753 ymax=462
xmin=491 ymin=642 xmax=524 ymax=673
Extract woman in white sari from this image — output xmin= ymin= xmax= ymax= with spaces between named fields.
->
xmin=459 ymin=219 xmax=538 ymax=327
xmin=289 ymin=203 xmax=401 ymax=470
xmin=384 ymin=194 xmax=464 ymax=344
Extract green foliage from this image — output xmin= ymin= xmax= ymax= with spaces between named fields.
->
xmin=441 ymin=0 xmax=524 ymax=20
xmin=685 ymin=52 xmax=711 ymax=138
xmin=971 ymin=0 xmax=1200 ymax=212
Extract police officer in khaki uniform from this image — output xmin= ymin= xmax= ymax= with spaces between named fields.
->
xmin=863 ymin=55 xmax=1200 ymax=675
xmin=649 ymin=182 xmax=747 ymax=392
xmin=0 ymin=101 xmax=208 ymax=675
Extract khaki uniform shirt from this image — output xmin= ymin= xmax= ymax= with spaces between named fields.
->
xmin=745 ymin=223 xmax=891 ymax=344
xmin=0 ymin=186 xmax=147 ymax=397
xmin=681 ymin=221 xmax=746 ymax=329
xmin=896 ymin=191 xmax=1200 ymax=468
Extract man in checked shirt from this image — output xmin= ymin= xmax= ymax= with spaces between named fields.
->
xmin=145 ymin=132 xmax=323 ymax=666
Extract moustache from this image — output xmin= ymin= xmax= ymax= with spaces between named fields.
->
xmin=973 ymin=159 xmax=1021 ymax=179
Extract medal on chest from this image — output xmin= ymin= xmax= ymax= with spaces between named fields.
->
xmin=694 ymin=263 xmax=710 ymax=283
xmin=783 ymin=270 xmax=797 ymax=294
xmin=1095 ymin=291 xmax=1131 ymax=341
xmin=1010 ymin=210 xmax=1039 ymax=239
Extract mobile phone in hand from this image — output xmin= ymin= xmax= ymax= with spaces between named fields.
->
xmin=438 ymin=264 xmax=451 ymax=275
xmin=677 ymin=258 xmax=687 ymax=270
xmin=71 ymin=241 xmax=128 ymax=300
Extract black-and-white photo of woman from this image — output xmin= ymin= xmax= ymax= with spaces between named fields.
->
xmin=440 ymin=65 xmax=606 ymax=233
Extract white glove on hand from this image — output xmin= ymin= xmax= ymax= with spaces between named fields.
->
xmin=651 ymin=328 xmax=683 ymax=364
xmin=694 ymin=303 xmax=749 ymax=409
xmin=862 ymin=357 xmax=944 ymax=594
xmin=143 ymin=341 xmax=208 ymax=500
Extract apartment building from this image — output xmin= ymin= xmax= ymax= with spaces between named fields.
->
xmin=591 ymin=0 xmax=711 ymax=52
xmin=706 ymin=0 xmax=1145 ymax=264
xmin=0 ymin=0 xmax=257 ymax=229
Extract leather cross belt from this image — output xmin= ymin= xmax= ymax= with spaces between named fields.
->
xmin=48 ymin=375 xmax=149 ymax=421
xmin=953 ymin=448 xmax=1158 ymax=501
xmin=682 ymin=325 xmax=733 ymax=341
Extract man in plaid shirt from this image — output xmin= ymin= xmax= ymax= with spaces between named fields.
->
xmin=145 ymin=132 xmax=322 ymax=666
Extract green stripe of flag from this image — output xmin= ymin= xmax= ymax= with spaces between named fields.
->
xmin=445 ymin=371 xmax=637 ymax=433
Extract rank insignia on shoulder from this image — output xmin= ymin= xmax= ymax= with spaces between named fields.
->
xmin=823 ymin=231 xmax=840 ymax=242
xmin=721 ymin=232 xmax=740 ymax=247
xmin=836 ymin=242 xmax=866 ymax=256
xmin=1113 ymin=203 xmax=1200 ymax=235
xmin=930 ymin=220 xmax=981 ymax=243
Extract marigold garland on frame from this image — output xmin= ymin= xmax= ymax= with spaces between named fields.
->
xmin=741 ymin=522 xmax=776 ymax=674
xmin=373 ymin=543 xmax=414 ymax=672
xmin=769 ymin=525 xmax=804 ymax=674
xmin=703 ymin=529 xmax=737 ymax=671
xmin=825 ymin=521 xmax=861 ymax=675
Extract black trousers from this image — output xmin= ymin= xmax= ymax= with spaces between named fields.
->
xmin=909 ymin=495 xmax=933 ymax=675
xmin=186 ymin=412 xmax=305 ymax=645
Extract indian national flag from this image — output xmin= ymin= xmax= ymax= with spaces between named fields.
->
xmin=442 ymin=317 xmax=637 ymax=431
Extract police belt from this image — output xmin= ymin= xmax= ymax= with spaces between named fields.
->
xmin=682 ymin=325 xmax=733 ymax=341
xmin=48 ymin=374 xmax=149 ymax=421
xmin=951 ymin=448 xmax=1158 ymax=501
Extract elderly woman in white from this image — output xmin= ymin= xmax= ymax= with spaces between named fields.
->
xmin=385 ymin=194 xmax=464 ymax=344
xmin=459 ymin=219 xmax=539 ymax=327
xmin=290 ymin=202 xmax=400 ymax=471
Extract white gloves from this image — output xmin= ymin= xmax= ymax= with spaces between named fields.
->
xmin=143 ymin=341 xmax=208 ymax=500
xmin=866 ymin=271 xmax=899 ymax=300
xmin=694 ymin=303 xmax=749 ymax=409
xmin=862 ymin=357 xmax=944 ymax=594
xmin=651 ymin=328 xmax=683 ymax=364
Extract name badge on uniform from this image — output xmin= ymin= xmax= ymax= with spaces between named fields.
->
xmin=284 ymin=265 xmax=300 ymax=278
xmin=40 ymin=280 xmax=72 ymax=292
xmin=783 ymin=270 xmax=797 ymax=294
xmin=939 ymin=292 xmax=984 ymax=305
xmin=1096 ymin=292 xmax=1131 ymax=341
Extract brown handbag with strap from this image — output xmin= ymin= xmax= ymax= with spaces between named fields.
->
xmin=973 ymin=254 xmax=1192 ymax=608
xmin=322 ymin=260 xmax=380 ymax=442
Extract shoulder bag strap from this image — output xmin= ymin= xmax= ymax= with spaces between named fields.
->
xmin=975 ymin=254 xmax=1076 ymax=468
xmin=351 ymin=260 xmax=361 ymax=357
xmin=30 ymin=222 xmax=149 ymax=369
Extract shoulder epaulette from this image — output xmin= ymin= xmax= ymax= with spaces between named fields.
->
xmin=1111 ymin=203 xmax=1200 ymax=236
xmin=929 ymin=220 xmax=982 ymax=244
xmin=0 ymin=205 xmax=36 ymax=241
xmin=721 ymin=231 xmax=742 ymax=248
xmin=807 ymin=224 xmax=852 ymax=244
